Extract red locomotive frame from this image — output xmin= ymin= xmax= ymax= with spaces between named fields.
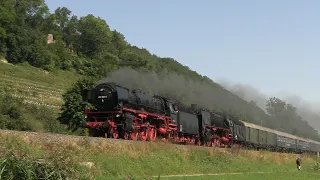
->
xmin=84 ymin=106 xmax=233 ymax=147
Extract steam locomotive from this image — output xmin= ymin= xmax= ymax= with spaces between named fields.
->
xmin=83 ymin=82 xmax=238 ymax=146
xmin=82 ymin=82 xmax=320 ymax=153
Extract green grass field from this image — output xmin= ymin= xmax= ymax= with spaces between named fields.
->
xmin=157 ymin=171 xmax=320 ymax=180
xmin=0 ymin=131 xmax=319 ymax=180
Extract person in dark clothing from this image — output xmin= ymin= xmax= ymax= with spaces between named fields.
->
xmin=296 ymin=157 xmax=301 ymax=170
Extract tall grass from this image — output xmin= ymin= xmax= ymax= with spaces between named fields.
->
xmin=0 ymin=135 xmax=93 ymax=180
xmin=0 ymin=131 xmax=319 ymax=180
xmin=311 ymin=161 xmax=320 ymax=171
xmin=0 ymin=89 xmax=65 ymax=133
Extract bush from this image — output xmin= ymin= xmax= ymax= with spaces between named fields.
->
xmin=0 ymin=136 xmax=90 ymax=180
xmin=0 ymin=90 xmax=65 ymax=133
xmin=58 ymin=77 xmax=96 ymax=132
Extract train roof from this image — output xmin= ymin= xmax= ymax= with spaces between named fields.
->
xmin=239 ymin=120 xmax=320 ymax=145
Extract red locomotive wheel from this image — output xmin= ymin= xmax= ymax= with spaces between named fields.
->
xmin=110 ymin=128 xmax=119 ymax=139
xmin=213 ymin=139 xmax=221 ymax=147
xmin=187 ymin=137 xmax=196 ymax=145
xmin=147 ymin=128 xmax=157 ymax=142
xmin=172 ymin=134 xmax=179 ymax=143
xmin=197 ymin=139 xmax=201 ymax=146
xmin=139 ymin=131 xmax=147 ymax=141
xmin=124 ymin=131 xmax=130 ymax=140
xmin=206 ymin=140 xmax=212 ymax=147
xmin=130 ymin=132 xmax=138 ymax=141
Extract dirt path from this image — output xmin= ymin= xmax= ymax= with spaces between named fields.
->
xmin=153 ymin=171 xmax=271 ymax=178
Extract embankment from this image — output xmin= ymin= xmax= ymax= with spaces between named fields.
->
xmin=0 ymin=130 xmax=318 ymax=180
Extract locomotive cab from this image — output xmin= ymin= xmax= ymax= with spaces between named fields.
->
xmin=160 ymin=98 xmax=178 ymax=124
xmin=168 ymin=102 xmax=178 ymax=114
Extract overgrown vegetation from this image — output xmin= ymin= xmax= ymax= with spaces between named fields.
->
xmin=0 ymin=88 xmax=64 ymax=133
xmin=58 ymin=78 xmax=96 ymax=132
xmin=311 ymin=161 xmax=320 ymax=171
xmin=0 ymin=0 xmax=319 ymax=141
xmin=0 ymin=134 xmax=92 ymax=180
xmin=0 ymin=132 xmax=318 ymax=180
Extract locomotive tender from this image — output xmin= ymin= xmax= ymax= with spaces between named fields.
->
xmin=82 ymin=82 xmax=320 ymax=154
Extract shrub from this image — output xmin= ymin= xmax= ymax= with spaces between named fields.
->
xmin=58 ymin=77 xmax=96 ymax=132
xmin=0 ymin=90 xmax=65 ymax=133
xmin=0 ymin=135 xmax=91 ymax=180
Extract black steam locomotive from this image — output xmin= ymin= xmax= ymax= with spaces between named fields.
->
xmin=83 ymin=82 xmax=235 ymax=146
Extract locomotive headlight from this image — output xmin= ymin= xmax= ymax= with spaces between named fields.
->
xmin=84 ymin=116 xmax=87 ymax=119
xmin=116 ymin=114 xmax=120 ymax=117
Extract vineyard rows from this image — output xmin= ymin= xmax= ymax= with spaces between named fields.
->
xmin=0 ymin=74 xmax=65 ymax=90
xmin=0 ymin=82 xmax=62 ymax=98
xmin=0 ymin=76 xmax=64 ymax=94
xmin=0 ymin=74 xmax=68 ymax=112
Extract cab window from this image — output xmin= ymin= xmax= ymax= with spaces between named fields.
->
xmin=169 ymin=103 xmax=178 ymax=114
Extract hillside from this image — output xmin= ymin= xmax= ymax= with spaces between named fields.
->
xmin=0 ymin=0 xmax=319 ymax=141
xmin=219 ymin=80 xmax=320 ymax=132
xmin=0 ymin=60 xmax=80 ymax=111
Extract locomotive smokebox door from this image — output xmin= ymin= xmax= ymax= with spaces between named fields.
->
xmin=94 ymin=83 xmax=118 ymax=111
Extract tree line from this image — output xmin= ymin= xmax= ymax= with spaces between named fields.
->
xmin=0 ymin=0 xmax=319 ymax=141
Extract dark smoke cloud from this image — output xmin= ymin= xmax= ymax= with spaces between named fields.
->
xmin=98 ymin=67 xmax=320 ymax=132
xmin=99 ymin=67 xmax=239 ymax=112
xmin=217 ymin=78 xmax=320 ymax=132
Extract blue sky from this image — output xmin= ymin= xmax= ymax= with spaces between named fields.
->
xmin=46 ymin=0 xmax=320 ymax=103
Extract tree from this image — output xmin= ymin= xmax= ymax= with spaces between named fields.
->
xmin=109 ymin=30 xmax=128 ymax=56
xmin=266 ymin=97 xmax=286 ymax=117
xmin=76 ymin=14 xmax=112 ymax=58
xmin=58 ymin=77 xmax=96 ymax=131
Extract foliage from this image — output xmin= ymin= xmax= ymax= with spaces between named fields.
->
xmin=266 ymin=97 xmax=320 ymax=140
xmin=1 ymin=132 xmax=318 ymax=180
xmin=0 ymin=0 xmax=319 ymax=140
xmin=58 ymin=78 xmax=96 ymax=131
xmin=0 ymin=89 xmax=64 ymax=133
xmin=0 ymin=135 xmax=91 ymax=180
